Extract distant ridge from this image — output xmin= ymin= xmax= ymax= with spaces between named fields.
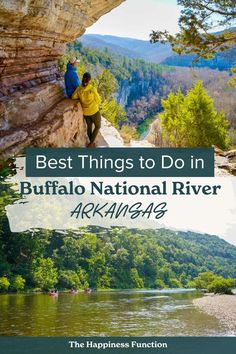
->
xmin=81 ymin=33 xmax=236 ymax=70
xmin=81 ymin=34 xmax=173 ymax=63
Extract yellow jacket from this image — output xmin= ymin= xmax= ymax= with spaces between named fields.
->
xmin=72 ymin=84 xmax=101 ymax=116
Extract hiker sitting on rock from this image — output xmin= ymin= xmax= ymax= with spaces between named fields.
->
xmin=64 ymin=57 xmax=81 ymax=98
xmin=72 ymin=72 xmax=101 ymax=148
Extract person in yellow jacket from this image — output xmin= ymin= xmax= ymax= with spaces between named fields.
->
xmin=72 ymin=72 xmax=101 ymax=147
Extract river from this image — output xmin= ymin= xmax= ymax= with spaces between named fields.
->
xmin=0 ymin=289 xmax=229 ymax=336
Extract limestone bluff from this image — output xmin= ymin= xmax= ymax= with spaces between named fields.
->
xmin=0 ymin=0 xmax=124 ymax=162
xmin=0 ymin=0 xmax=124 ymax=100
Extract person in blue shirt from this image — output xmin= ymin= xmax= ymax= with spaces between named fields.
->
xmin=64 ymin=57 xmax=81 ymax=98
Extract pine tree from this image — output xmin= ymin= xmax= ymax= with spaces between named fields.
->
xmin=94 ymin=69 xmax=118 ymax=101
xmin=160 ymin=81 xmax=230 ymax=149
xmin=101 ymin=99 xmax=127 ymax=128
xmin=151 ymin=1 xmax=236 ymax=58
xmin=92 ymin=69 xmax=127 ymax=128
xmin=184 ymin=82 xmax=229 ymax=148
xmin=160 ymin=88 xmax=186 ymax=147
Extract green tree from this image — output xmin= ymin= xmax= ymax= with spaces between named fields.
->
xmin=58 ymin=269 xmax=88 ymax=290
xmin=154 ymin=278 xmax=166 ymax=289
xmin=11 ymin=275 xmax=25 ymax=292
xmin=151 ymin=1 xmax=236 ymax=58
xmin=130 ymin=268 xmax=144 ymax=288
xmin=190 ymin=272 xmax=216 ymax=289
xmin=160 ymin=81 xmax=230 ymax=149
xmin=94 ymin=69 xmax=119 ymax=101
xmin=97 ymin=273 xmax=111 ymax=289
xmin=56 ymin=236 xmax=81 ymax=270
xmin=93 ymin=69 xmax=127 ymax=128
xmin=192 ymin=272 xmax=235 ymax=294
xmin=0 ymin=276 xmax=10 ymax=292
xmin=32 ymin=258 xmax=58 ymax=291
xmin=101 ymin=99 xmax=127 ymax=128
xmin=185 ymin=81 xmax=229 ymax=148
xmin=2 ymin=161 xmax=236 ymax=294
xmin=208 ymin=278 xmax=235 ymax=294
xmin=159 ymin=88 xmax=186 ymax=147
xmin=170 ymin=278 xmax=182 ymax=288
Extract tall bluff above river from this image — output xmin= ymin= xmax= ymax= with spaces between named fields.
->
xmin=0 ymin=0 xmax=124 ymax=133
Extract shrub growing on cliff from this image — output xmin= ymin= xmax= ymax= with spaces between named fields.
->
xmin=120 ymin=125 xmax=139 ymax=144
xmin=101 ymin=98 xmax=127 ymax=128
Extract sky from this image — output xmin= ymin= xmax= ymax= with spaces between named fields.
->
xmin=86 ymin=0 xmax=181 ymax=40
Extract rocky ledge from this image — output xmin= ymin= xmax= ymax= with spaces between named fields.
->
xmin=0 ymin=98 xmax=88 ymax=164
xmin=0 ymin=0 xmax=125 ymax=163
xmin=0 ymin=0 xmax=124 ymax=131
xmin=0 ymin=0 xmax=124 ymax=99
xmin=0 ymin=98 xmax=234 ymax=178
xmin=215 ymin=147 xmax=236 ymax=176
xmin=0 ymin=99 xmax=153 ymax=165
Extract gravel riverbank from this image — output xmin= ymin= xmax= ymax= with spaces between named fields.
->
xmin=193 ymin=294 xmax=236 ymax=334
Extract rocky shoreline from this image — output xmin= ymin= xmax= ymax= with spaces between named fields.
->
xmin=193 ymin=294 xmax=236 ymax=334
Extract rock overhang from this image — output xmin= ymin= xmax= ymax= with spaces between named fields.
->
xmin=0 ymin=0 xmax=125 ymax=122
xmin=0 ymin=1 xmax=126 ymax=162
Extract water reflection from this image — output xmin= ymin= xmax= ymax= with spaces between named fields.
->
xmin=0 ymin=290 xmax=229 ymax=336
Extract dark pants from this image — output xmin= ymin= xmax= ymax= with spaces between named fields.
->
xmin=84 ymin=111 xmax=101 ymax=143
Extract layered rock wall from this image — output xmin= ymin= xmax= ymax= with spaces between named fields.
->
xmin=0 ymin=0 xmax=124 ymax=132
xmin=0 ymin=99 xmax=88 ymax=163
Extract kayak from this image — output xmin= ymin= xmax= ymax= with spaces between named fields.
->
xmin=84 ymin=288 xmax=92 ymax=294
xmin=48 ymin=291 xmax=58 ymax=297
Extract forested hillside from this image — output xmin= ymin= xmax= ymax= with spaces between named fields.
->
xmin=62 ymin=41 xmax=236 ymax=133
xmin=81 ymin=34 xmax=173 ymax=63
xmin=82 ymin=33 xmax=236 ymax=71
xmin=1 ymin=164 xmax=236 ymax=292
xmin=162 ymin=47 xmax=236 ymax=71
xmin=1 ymin=208 xmax=236 ymax=291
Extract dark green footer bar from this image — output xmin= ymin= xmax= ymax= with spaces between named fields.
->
xmin=0 ymin=337 xmax=236 ymax=354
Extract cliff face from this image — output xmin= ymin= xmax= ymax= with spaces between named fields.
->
xmin=0 ymin=0 xmax=124 ymax=100
xmin=0 ymin=97 xmax=152 ymax=162
xmin=0 ymin=0 xmax=124 ymax=157
xmin=0 ymin=100 xmax=88 ymax=161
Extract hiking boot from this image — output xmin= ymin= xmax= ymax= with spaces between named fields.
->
xmin=87 ymin=142 xmax=96 ymax=148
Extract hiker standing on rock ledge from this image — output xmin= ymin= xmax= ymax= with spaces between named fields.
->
xmin=64 ymin=57 xmax=81 ymax=98
xmin=72 ymin=72 xmax=101 ymax=148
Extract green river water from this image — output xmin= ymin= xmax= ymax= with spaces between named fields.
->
xmin=0 ymin=289 xmax=230 ymax=336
